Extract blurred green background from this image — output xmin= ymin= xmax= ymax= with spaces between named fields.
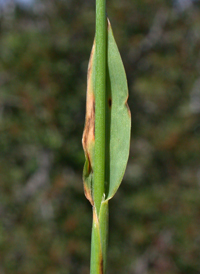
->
xmin=0 ymin=0 xmax=200 ymax=273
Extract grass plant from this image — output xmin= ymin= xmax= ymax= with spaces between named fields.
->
xmin=82 ymin=0 xmax=131 ymax=272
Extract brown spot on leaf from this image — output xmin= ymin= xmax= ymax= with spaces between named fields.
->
xmin=82 ymin=41 xmax=95 ymax=170
xmin=125 ymin=95 xmax=131 ymax=117
xmin=83 ymin=183 xmax=93 ymax=205
xmin=108 ymin=97 xmax=112 ymax=108
xmin=126 ymin=102 xmax=131 ymax=117
xmin=100 ymin=257 xmax=104 ymax=274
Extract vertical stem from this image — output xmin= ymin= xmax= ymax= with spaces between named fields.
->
xmin=90 ymin=0 xmax=107 ymax=273
xmin=99 ymin=201 xmax=109 ymax=272
xmin=90 ymin=202 xmax=109 ymax=274
xmin=94 ymin=0 xmax=106 ymax=214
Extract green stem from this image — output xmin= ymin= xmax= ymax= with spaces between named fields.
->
xmin=91 ymin=0 xmax=107 ymax=272
xmin=90 ymin=201 xmax=108 ymax=274
xmin=99 ymin=201 xmax=109 ymax=271
xmin=94 ymin=0 xmax=106 ymax=215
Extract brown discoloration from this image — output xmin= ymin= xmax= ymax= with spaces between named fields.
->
xmin=107 ymin=18 xmax=111 ymax=30
xmin=82 ymin=41 xmax=95 ymax=169
xmin=83 ymin=183 xmax=93 ymax=206
xmin=125 ymin=95 xmax=131 ymax=118
xmin=100 ymin=257 xmax=104 ymax=274
xmin=126 ymin=102 xmax=131 ymax=117
xmin=93 ymin=206 xmax=99 ymax=227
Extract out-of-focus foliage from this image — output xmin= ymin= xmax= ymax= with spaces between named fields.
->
xmin=0 ymin=0 xmax=200 ymax=273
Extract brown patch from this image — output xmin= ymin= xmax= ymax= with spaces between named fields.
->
xmin=100 ymin=257 xmax=104 ymax=274
xmin=83 ymin=183 xmax=93 ymax=205
xmin=92 ymin=101 xmax=95 ymax=136
xmin=82 ymin=42 xmax=95 ymax=169
xmin=108 ymin=97 xmax=112 ymax=108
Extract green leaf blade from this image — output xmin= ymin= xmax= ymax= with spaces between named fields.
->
xmin=105 ymin=19 xmax=131 ymax=200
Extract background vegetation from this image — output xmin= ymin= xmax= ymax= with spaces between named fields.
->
xmin=0 ymin=0 xmax=200 ymax=273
